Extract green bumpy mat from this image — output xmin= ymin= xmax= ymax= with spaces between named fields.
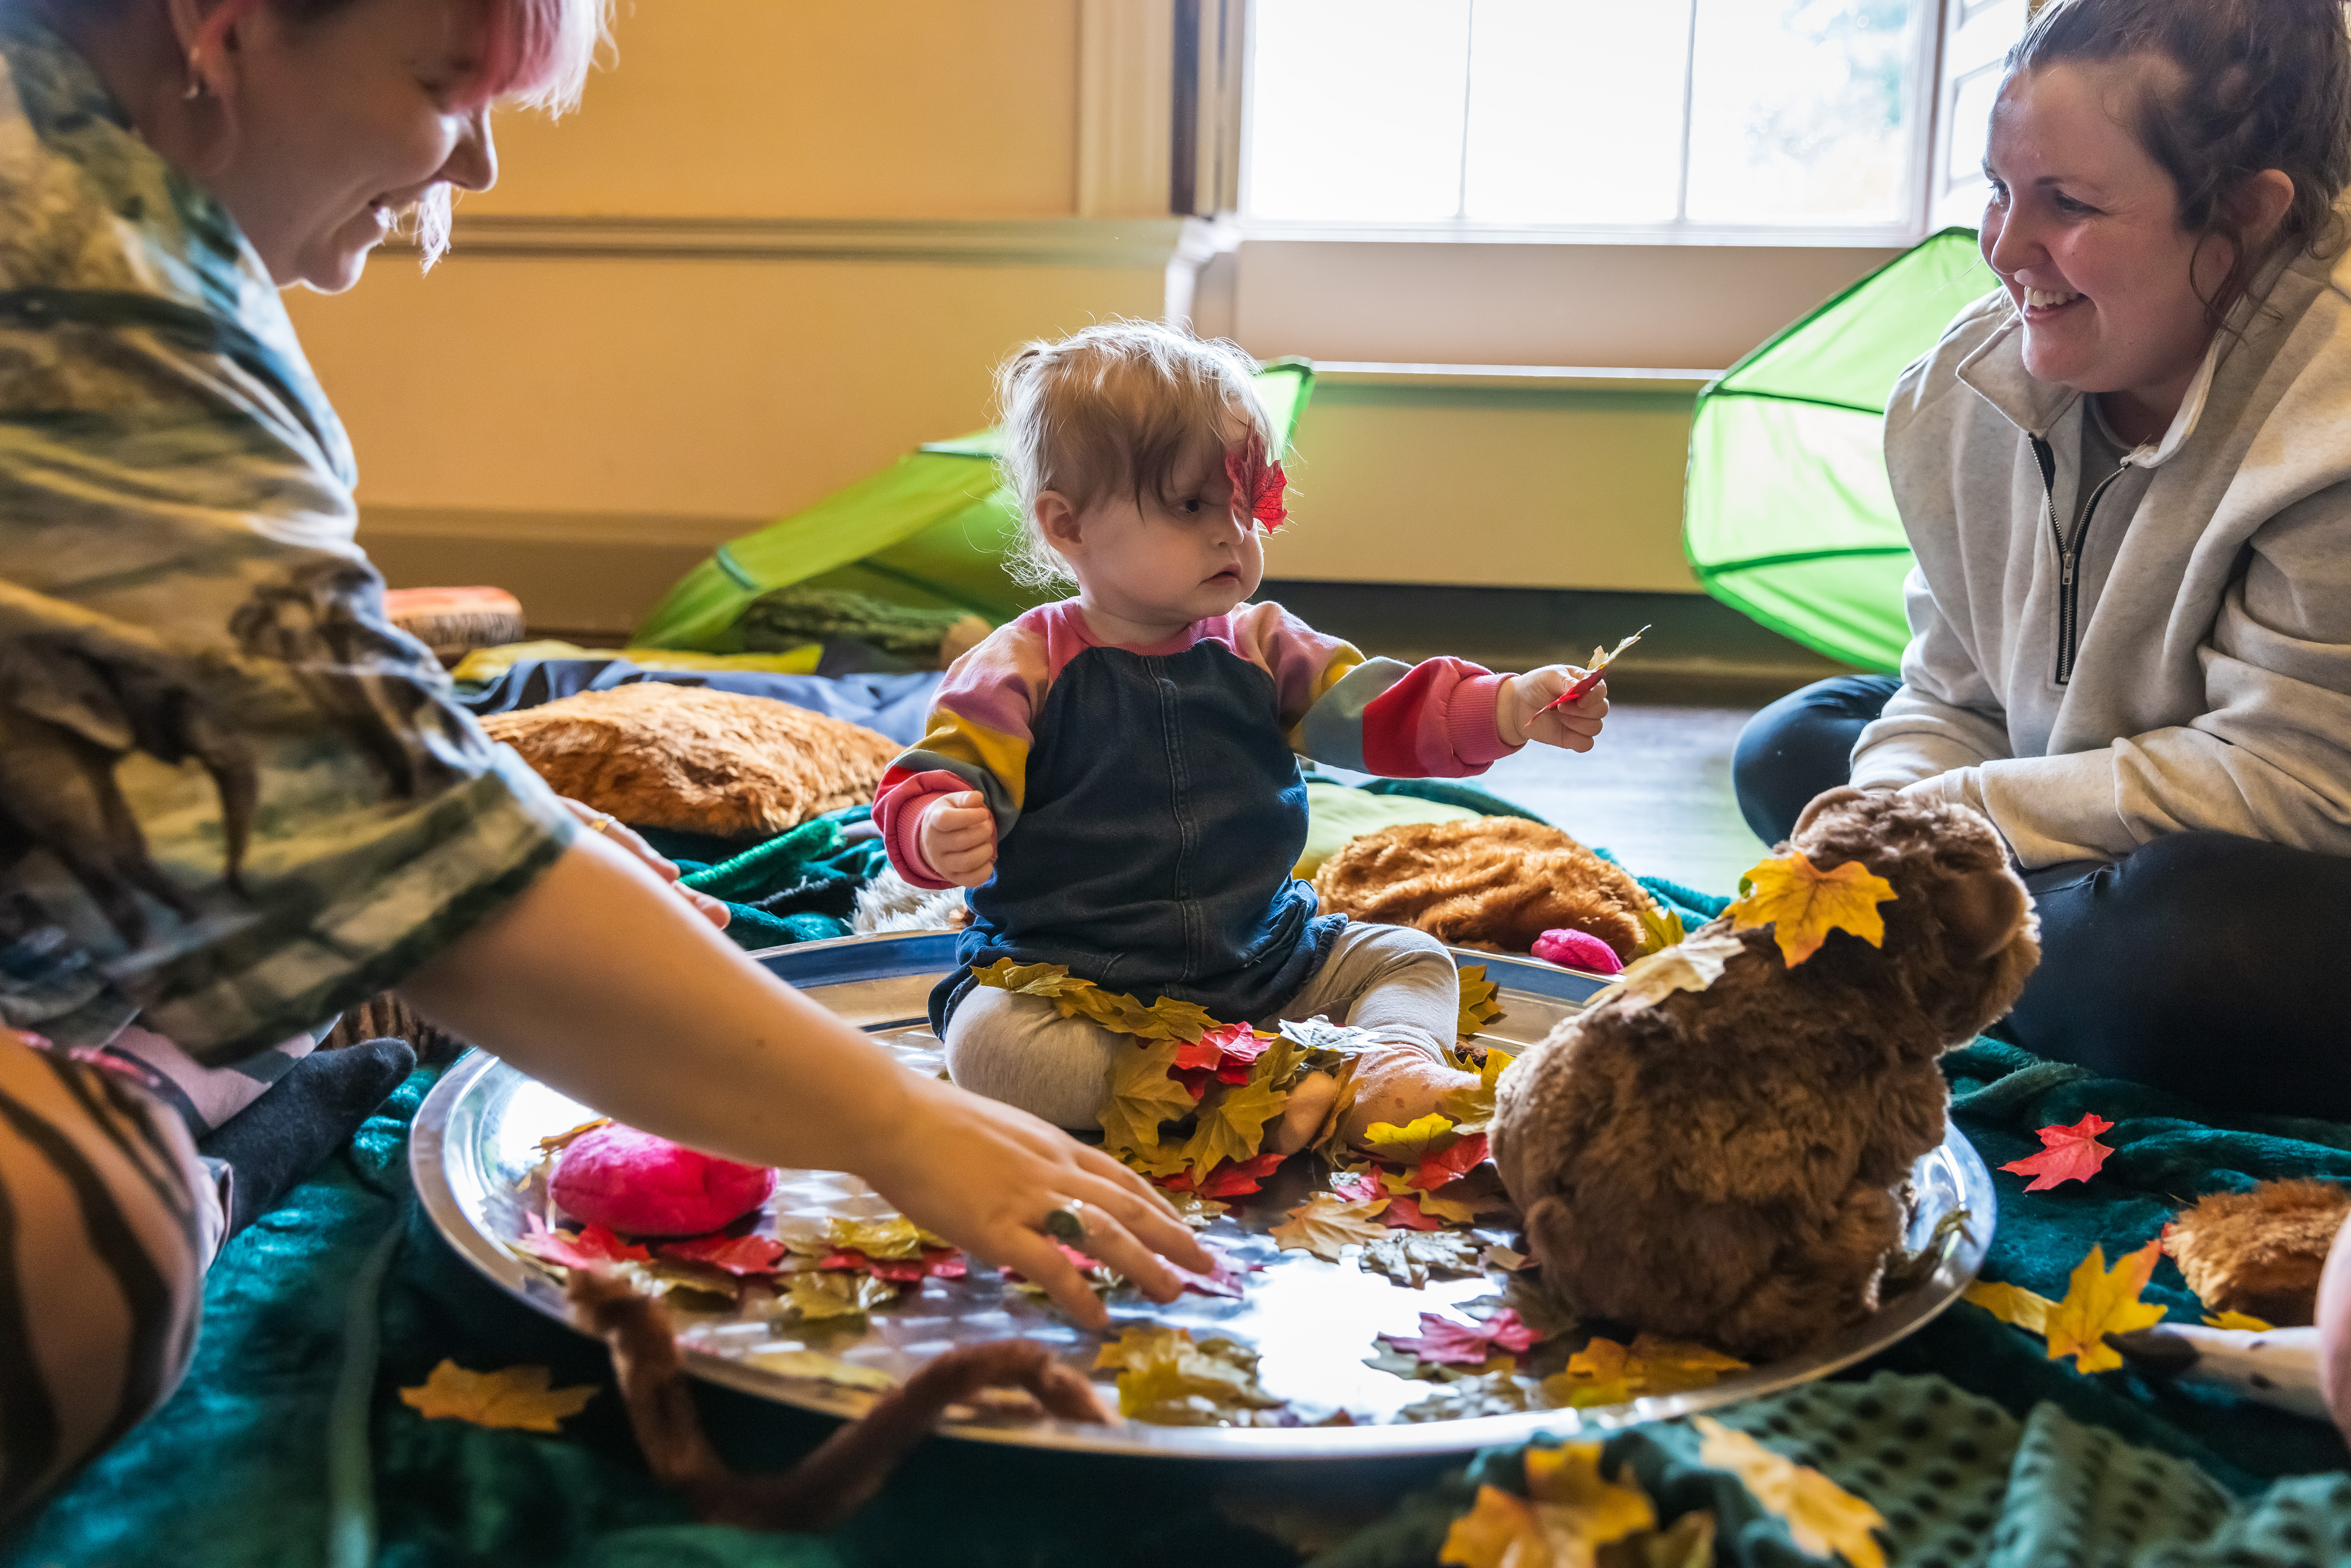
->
xmin=11 ymin=1032 xmax=2351 ymax=1564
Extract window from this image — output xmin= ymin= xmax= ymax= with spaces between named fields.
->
xmin=1243 ymin=0 xmax=1937 ymax=236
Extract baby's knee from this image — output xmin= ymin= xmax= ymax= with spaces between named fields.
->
xmin=941 ymin=990 xmax=1127 ymax=1132
xmin=1344 ymin=921 xmax=1458 ymax=978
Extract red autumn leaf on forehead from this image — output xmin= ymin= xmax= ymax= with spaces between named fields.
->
xmin=821 ymin=1245 xmax=967 ymax=1282
xmin=658 ymin=1233 xmax=791 ymax=1277
xmin=1225 ymin=437 xmax=1289 ymax=533
xmin=1159 ymin=1150 xmax=1286 ymax=1198
xmin=2000 ymin=1112 xmax=2116 ymax=1192
xmin=1404 ymin=1132 xmax=1491 ymax=1191
xmin=1381 ymin=1308 xmax=1542 ymax=1366
xmin=518 ymin=1214 xmax=650 ymax=1270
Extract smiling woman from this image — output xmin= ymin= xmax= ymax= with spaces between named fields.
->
xmin=1731 ymin=0 xmax=2351 ymax=1120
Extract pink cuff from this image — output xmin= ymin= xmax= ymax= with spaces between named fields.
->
xmin=1446 ymin=672 xmax=1523 ymax=770
xmin=884 ymin=791 xmax=961 ymax=891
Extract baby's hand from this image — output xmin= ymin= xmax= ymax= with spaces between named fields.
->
xmin=920 ymin=791 xmax=998 ymax=887
xmin=1499 ymin=665 xmax=1607 ymax=751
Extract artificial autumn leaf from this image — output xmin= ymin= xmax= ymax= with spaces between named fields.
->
xmin=1467 ymin=1274 xmax=1582 ymax=1342
xmin=1365 ymin=1112 xmax=1462 ymax=1164
xmin=1880 ymin=1208 xmax=1974 ymax=1299
xmin=1440 ymin=1442 xmax=1657 ymax=1568
xmin=1169 ymin=1021 xmax=1270 ymax=1099
xmin=1439 ymin=1048 xmax=1515 ymax=1135
xmin=1694 ymin=1417 xmax=1887 ymax=1568
xmin=1165 ymin=1191 xmax=1230 ymax=1229
xmin=2206 ymin=1311 xmax=2276 ymax=1332
xmin=399 ymin=1361 xmax=597 ymax=1433
xmin=1440 ymin=1486 xmax=1540 ymax=1568
xmin=743 ymin=1347 xmax=899 ymax=1392
xmin=1271 ymin=1194 xmax=1392 ymax=1260
xmin=1378 ymin=1169 xmax=1481 ymax=1225
xmin=1163 ymin=1149 xmax=1288 ymax=1198
xmin=1382 ymin=1308 xmax=1541 ymax=1366
xmin=1360 ymin=1230 xmax=1486 ymax=1288
xmin=783 ymin=1270 xmax=899 ymax=1321
xmin=1308 ymin=1054 xmax=1362 ymax=1157
xmin=1543 ymin=1335 xmax=1748 ymax=1408
xmin=1726 ymin=851 xmax=1898 ymax=967
xmin=1382 ymin=1193 xmax=1448 ymax=1231
xmin=968 ymin=958 xmax=1221 ymax=1042
xmin=658 ymin=1233 xmax=792 ymax=1277
xmin=1094 ymin=1325 xmax=1286 ymax=1426
xmin=1003 ymin=1241 xmax=1124 ymax=1298
xmin=1458 ymin=965 xmax=1507 ymax=1036
xmin=1329 ymin=1168 xmax=1385 ymax=1204
xmin=534 ymin=1117 xmax=611 ymax=1154
xmin=1398 ymin=1368 xmax=1539 ymax=1423
xmin=1999 ymin=1113 xmax=2117 ymax=1192
xmin=1163 ymin=1246 xmax=1250 ymax=1300
xmin=514 ymin=1214 xmax=650 ymax=1272
xmin=1963 ymin=1278 xmax=2055 ymax=1334
xmin=1405 ymin=1131 xmax=1492 ymax=1191
xmin=1634 ymin=898 xmax=1687 ymax=958
xmin=820 ymin=1245 xmax=967 ymax=1283
xmin=1099 ymin=1037 xmax=1198 ymax=1162
xmin=825 ymin=1215 xmax=947 ymax=1260
xmin=1178 ymin=1072 xmax=1291 ymax=1178
xmin=1591 ymin=931 xmax=1746 ymax=1011
xmin=1482 ymin=1244 xmax=1531 ymax=1273
xmin=1539 ymin=626 xmax=1650 ymax=714
xmin=2043 ymin=1241 xmax=2166 ymax=1373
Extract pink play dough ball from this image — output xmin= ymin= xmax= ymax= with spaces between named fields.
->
xmin=548 ymin=1124 xmax=777 ymax=1238
xmin=1532 ymin=927 xmax=1624 ymax=974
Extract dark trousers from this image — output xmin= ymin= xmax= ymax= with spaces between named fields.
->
xmin=1733 ymin=677 xmax=2351 ymax=1120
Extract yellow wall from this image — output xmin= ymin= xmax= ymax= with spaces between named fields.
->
xmin=292 ymin=0 xmax=1880 ymax=632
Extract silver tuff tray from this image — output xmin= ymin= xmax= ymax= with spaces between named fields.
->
xmin=412 ymin=932 xmax=1995 ymax=1459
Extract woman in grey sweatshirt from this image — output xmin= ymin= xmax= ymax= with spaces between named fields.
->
xmin=1734 ymin=0 xmax=2351 ymax=1118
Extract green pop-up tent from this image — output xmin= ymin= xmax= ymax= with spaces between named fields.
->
xmin=633 ymin=360 xmax=1316 ymax=651
xmin=1683 ymin=228 xmax=1999 ymax=673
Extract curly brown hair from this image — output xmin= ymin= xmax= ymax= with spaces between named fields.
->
xmin=2008 ymin=0 xmax=2351 ymax=327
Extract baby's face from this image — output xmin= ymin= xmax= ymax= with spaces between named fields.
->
xmin=1067 ymin=437 xmax=1265 ymax=629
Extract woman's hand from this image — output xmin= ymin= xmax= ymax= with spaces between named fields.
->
xmin=1499 ymin=666 xmax=1609 ymax=751
xmin=860 ymin=1073 xmax=1214 ymax=1328
xmin=558 ymin=798 xmax=730 ymax=928
xmin=919 ymin=792 xmax=998 ymax=888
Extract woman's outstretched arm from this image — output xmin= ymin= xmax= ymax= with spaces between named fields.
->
xmin=398 ymin=830 xmax=1210 ymax=1326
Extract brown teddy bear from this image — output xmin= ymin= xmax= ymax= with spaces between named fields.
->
xmin=482 ymin=684 xmax=901 ymax=838
xmin=1489 ymin=787 xmax=2041 ymax=1361
xmin=1313 ymin=817 xmax=1654 ymax=961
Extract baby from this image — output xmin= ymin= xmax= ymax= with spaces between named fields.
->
xmin=876 ymin=321 xmax=1608 ymax=1152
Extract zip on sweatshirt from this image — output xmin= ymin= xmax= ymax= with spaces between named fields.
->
xmin=2029 ymin=434 xmax=2132 ymax=686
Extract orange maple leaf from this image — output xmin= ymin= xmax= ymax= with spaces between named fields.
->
xmin=398 ymin=1360 xmax=597 ymax=1433
xmin=1727 ymin=851 xmax=1897 ymax=966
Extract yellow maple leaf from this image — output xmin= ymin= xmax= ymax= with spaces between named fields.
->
xmin=1964 ymin=1279 xmax=2056 ymax=1335
xmin=1634 ymin=898 xmax=1687 ymax=957
xmin=1457 ymin=964 xmax=1507 ymax=1037
xmin=1178 ymin=1073 xmax=1290 ymax=1177
xmin=2043 ymin=1241 xmax=2167 ymax=1373
xmin=1695 ymin=1417 xmax=1887 ymax=1568
xmin=2205 ymin=1310 xmax=2275 ymax=1332
xmin=398 ymin=1361 xmax=596 ymax=1433
xmin=1094 ymin=1325 xmax=1282 ymax=1423
xmin=1364 ymin=1112 xmax=1461 ymax=1164
xmin=1627 ymin=1335 xmax=1749 ymax=1394
xmin=1098 ymin=1037 xmax=1197 ymax=1159
xmin=744 ymin=1348 xmax=898 ymax=1392
xmin=1270 ymin=1194 xmax=1392 ymax=1261
xmin=826 ymin=1214 xmax=944 ymax=1260
xmin=1592 ymin=931 xmax=1746 ymax=1012
xmin=1726 ymin=851 xmax=1898 ymax=967
xmin=785 ymin=1271 xmax=899 ymax=1321
xmin=1439 ymin=1485 xmax=1540 ymax=1568
xmin=1439 ymin=1047 xmax=1516 ymax=1135
xmin=1439 ymin=1444 xmax=1657 ymax=1568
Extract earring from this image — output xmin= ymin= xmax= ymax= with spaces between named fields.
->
xmin=182 ymin=48 xmax=206 ymax=101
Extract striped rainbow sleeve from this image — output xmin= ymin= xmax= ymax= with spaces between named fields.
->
xmin=1238 ymin=601 xmax=1521 ymax=779
xmin=874 ymin=617 xmax=1047 ymax=889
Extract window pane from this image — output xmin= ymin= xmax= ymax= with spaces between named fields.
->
xmin=1461 ymin=0 xmax=1689 ymax=225
xmin=1245 ymin=0 xmax=1472 ymax=220
xmin=1683 ymin=0 xmax=1920 ymax=224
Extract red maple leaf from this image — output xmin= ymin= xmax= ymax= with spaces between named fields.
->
xmin=1404 ymin=1132 xmax=1491 ymax=1191
xmin=821 ymin=1246 xmax=967 ymax=1282
xmin=1999 ymin=1112 xmax=2116 ymax=1192
xmin=1328 ymin=1170 xmax=1384 ymax=1204
xmin=1225 ymin=438 xmax=1290 ymax=532
xmin=517 ymin=1214 xmax=650 ymax=1269
xmin=1380 ymin=1308 xmax=1542 ymax=1365
xmin=1383 ymin=1194 xmax=1445 ymax=1231
xmin=1164 ymin=1245 xmax=1253 ymax=1300
xmin=658 ymin=1233 xmax=790 ymax=1276
xmin=1169 ymin=1023 xmax=1270 ymax=1100
xmin=1163 ymin=1150 xmax=1287 ymax=1198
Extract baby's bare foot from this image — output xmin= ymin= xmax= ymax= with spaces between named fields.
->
xmin=1343 ymin=1042 xmax=1482 ymax=1148
xmin=1271 ymin=1070 xmax=1338 ymax=1155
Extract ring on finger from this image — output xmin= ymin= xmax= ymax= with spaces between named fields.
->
xmin=588 ymin=812 xmax=617 ymax=835
xmin=1043 ymin=1199 xmax=1088 ymax=1246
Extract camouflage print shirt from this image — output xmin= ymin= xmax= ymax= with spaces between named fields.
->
xmin=0 ymin=6 xmax=575 ymax=1062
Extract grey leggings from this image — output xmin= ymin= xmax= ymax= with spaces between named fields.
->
xmin=943 ymin=923 xmax=1459 ymax=1130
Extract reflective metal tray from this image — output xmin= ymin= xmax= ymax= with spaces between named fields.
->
xmin=412 ymin=931 xmax=1995 ymax=1458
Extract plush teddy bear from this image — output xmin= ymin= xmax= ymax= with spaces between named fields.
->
xmin=1313 ymin=817 xmax=1655 ymax=962
xmin=2167 ymin=1179 xmax=2351 ymax=1327
xmin=1489 ymin=788 xmax=2041 ymax=1361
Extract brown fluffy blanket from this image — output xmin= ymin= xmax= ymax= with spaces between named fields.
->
xmin=481 ymin=684 xmax=900 ymax=838
xmin=1312 ymin=816 xmax=1653 ymax=959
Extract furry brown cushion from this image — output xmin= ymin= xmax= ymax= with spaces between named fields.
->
xmin=1490 ymin=788 xmax=2042 ymax=1361
xmin=2165 ymin=1180 xmax=2351 ymax=1328
xmin=1312 ymin=817 xmax=1653 ymax=959
xmin=481 ymin=685 xmax=900 ymax=838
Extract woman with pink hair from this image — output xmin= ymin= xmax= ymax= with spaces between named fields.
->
xmin=0 ymin=0 xmax=1206 ymax=1519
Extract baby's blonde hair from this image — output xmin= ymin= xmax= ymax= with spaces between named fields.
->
xmin=994 ymin=320 xmax=1277 ymax=591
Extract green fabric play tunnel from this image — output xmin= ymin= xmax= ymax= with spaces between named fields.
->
xmin=633 ymin=360 xmax=1316 ymax=651
xmin=1683 ymin=229 xmax=2000 ymax=673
